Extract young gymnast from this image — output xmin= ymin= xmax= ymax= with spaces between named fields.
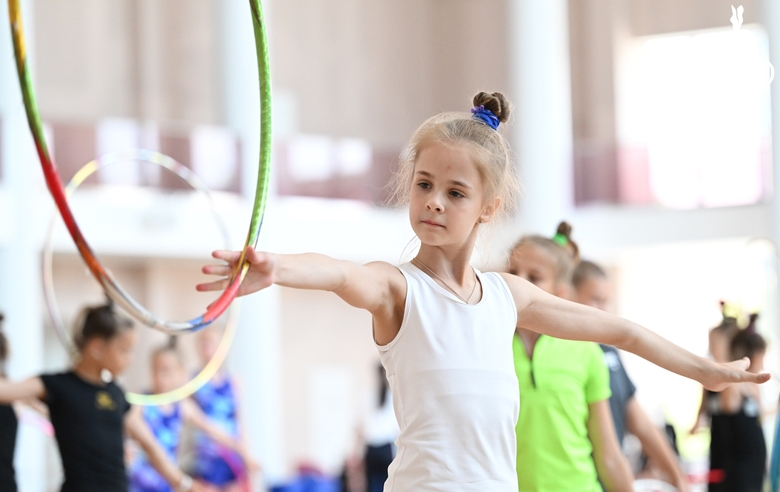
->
xmin=0 ymin=304 xmax=203 ymax=492
xmin=508 ymin=224 xmax=633 ymax=491
xmin=572 ymin=260 xmax=688 ymax=492
xmin=198 ymin=91 xmax=768 ymax=491
xmin=707 ymin=314 xmax=766 ymax=492
xmin=129 ymin=342 xmax=258 ymax=492
xmin=189 ymin=327 xmax=250 ymax=491
xmin=691 ymin=303 xmax=742 ymax=435
xmin=0 ymin=314 xmax=17 ymax=492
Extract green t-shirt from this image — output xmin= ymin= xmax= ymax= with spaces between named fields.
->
xmin=513 ymin=335 xmax=611 ymax=492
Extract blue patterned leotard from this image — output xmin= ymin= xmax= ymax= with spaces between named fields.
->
xmin=192 ymin=375 xmax=241 ymax=485
xmin=129 ymin=403 xmax=182 ymax=492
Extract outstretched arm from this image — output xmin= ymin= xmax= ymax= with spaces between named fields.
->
xmin=588 ymin=400 xmax=634 ymax=492
xmin=181 ymin=399 xmax=260 ymax=473
xmin=503 ymin=273 xmax=769 ymax=391
xmin=625 ymin=398 xmax=688 ymax=492
xmin=0 ymin=377 xmax=45 ymax=404
xmin=124 ymin=407 xmax=203 ymax=491
xmin=198 ymin=248 xmax=406 ymax=344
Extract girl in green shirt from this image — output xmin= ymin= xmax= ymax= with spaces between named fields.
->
xmin=508 ymin=222 xmax=634 ymax=492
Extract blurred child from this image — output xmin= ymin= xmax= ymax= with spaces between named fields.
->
xmin=190 ymin=328 xmax=251 ymax=492
xmin=0 ymin=303 xmax=202 ymax=492
xmin=0 ymin=313 xmax=17 ymax=492
xmin=691 ymin=304 xmax=742 ymax=435
xmin=129 ymin=342 xmax=258 ymax=492
xmin=508 ymin=223 xmax=634 ymax=492
xmin=363 ymin=363 xmax=399 ymax=492
xmin=572 ymin=260 xmax=688 ymax=492
xmin=707 ymin=314 xmax=766 ymax=492
xmin=199 ymin=91 xmax=766 ymax=491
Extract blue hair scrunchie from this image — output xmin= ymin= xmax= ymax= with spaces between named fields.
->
xmin=471 ymin=105 xmax=500 ymax=130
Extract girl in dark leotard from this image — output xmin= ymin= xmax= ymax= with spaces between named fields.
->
xmin=708 ymin=313 xmax=767 ymax=492
xmin=0 ymin=304 xmax=204 ymax=492
xmin=0 ymin=313 xmax=18 ymax=492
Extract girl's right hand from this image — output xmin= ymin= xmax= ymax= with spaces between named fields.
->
xmin=197 ymin=247 xmax=276 ymax=297
xmin=701 ymin=358 xmax=770 ymax=392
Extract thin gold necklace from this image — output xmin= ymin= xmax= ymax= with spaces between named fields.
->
xmin=412 ymin=257 xmax=478 ymax=304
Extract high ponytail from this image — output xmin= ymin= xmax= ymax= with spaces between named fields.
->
xmin=74 ymin=303 xmax=133 ymax=352
xmin=730 ymin=312 xmax=766 ymax=361
xmin=512 ymin=221 xmax=579 ymax=285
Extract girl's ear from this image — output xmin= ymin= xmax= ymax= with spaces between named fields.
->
xmin=479 ymin=197 xmax=502 ymax=224
xmin=85 ymin=338 xmax=105 ymax=361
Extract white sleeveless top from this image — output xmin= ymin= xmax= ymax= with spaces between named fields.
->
xmin=377 ymin=263 xmax=520 ymax=492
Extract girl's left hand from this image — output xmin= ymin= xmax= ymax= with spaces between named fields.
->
xmin=701 ymin=357 xmax=770 ymax=392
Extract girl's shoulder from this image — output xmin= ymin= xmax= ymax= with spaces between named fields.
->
xmin=367 ymin=261 xmax=408 ymax=294
xmin=367 ymin=261 xmax=407 ymax=279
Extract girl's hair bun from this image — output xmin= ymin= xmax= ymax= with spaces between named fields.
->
xmin=745 ymin=313 xmax=759 ymax=333
xmin=556 ymin=221 xmax=573 ymax=241
xmin=473 ymin=92 xmax=511 ymax=123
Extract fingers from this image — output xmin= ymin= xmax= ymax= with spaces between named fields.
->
xmin=245 ymin=246 xmax=263 ymax=264
xmin=196 ymin=278 xmax=230 ymax=293
xmin=750 ymin=372 xmax=771 ymax=384
xmin=211 ymin=249 xmax=242 ymax=263
xmin=202 ymin=264 xmax=233 ymax=277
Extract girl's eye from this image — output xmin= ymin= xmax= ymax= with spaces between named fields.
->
xmin=418 ymin=181 xmax=431 ymax=189
xmin=449 ymin=190 xmax=464 ymax=198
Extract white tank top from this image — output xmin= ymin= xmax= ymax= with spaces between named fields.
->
xmin=377 ymin=262 xmax=520 ymax=492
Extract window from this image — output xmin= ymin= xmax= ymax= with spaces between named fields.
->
xmin=616 ymin=27 xmax=772 ymax=208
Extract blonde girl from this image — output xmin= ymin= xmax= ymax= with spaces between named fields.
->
xmin=198 ymin=92 xmax=767 ymax=492
xmin=508 ymin=224 xmax=634 ymax=492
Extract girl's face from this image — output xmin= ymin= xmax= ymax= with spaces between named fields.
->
xmin=151 ymin=351 xmax=184 ymax=394
xmin=87 ymin=330 xmax=137 ymax=376
xmin=574 ymin=276 xmax=610 ymax=311
xmin=508 ymin=243 xmax=567 ymax=297
xmin=409 ymin=142 xmax=499 ymax=249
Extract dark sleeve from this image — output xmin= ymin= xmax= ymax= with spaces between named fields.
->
xmin=112 ymin=382 xmax=131 ymax=415
xmin=614 ymin=353 xmax=637 ymax=400
xmin=39 ymin=373 xmax=59 ymax=405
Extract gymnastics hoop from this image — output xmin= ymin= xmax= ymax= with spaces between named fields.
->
xmin=8 ymin=0 xmax=272 ymax=333
xmin=42 ymin=150 xmax=240 ymax=406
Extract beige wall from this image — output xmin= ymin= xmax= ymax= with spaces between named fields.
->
xmin=33 ymin=0 xmax=510 ymax=148
xmin=34 ymin=0 xmax=221 ymax=129
xmin=273 ymin=0 xmax=510 ymax=148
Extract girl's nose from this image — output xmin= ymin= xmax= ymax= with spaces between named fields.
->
xmin=426 ymin=195 xmax=443 ymax=212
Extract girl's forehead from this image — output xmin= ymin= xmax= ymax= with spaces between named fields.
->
xmin=112 ymin=329 xmax=137 ymax=344
xmin=511 ymin=244 xmax=556 ymax=268
xmin=416 ymin=142 xmax=481 ymax=176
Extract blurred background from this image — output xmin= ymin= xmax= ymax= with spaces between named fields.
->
xmin=2 ymin=0 xmax=780 ymax=490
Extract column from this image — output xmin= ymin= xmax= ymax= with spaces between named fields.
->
xmin=0 ymin=0 xmax=47 ymax=490
xmin=509 ymin=0 xmax=575 ymax=235
xmin=220 ymin=0 xmax=286 ymax=486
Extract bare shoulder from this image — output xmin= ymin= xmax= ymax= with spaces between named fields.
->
xmin=364 ymin=261 xmax=406 ymax=289
xmin=497 ymin=272 xmax=535 ymax=310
